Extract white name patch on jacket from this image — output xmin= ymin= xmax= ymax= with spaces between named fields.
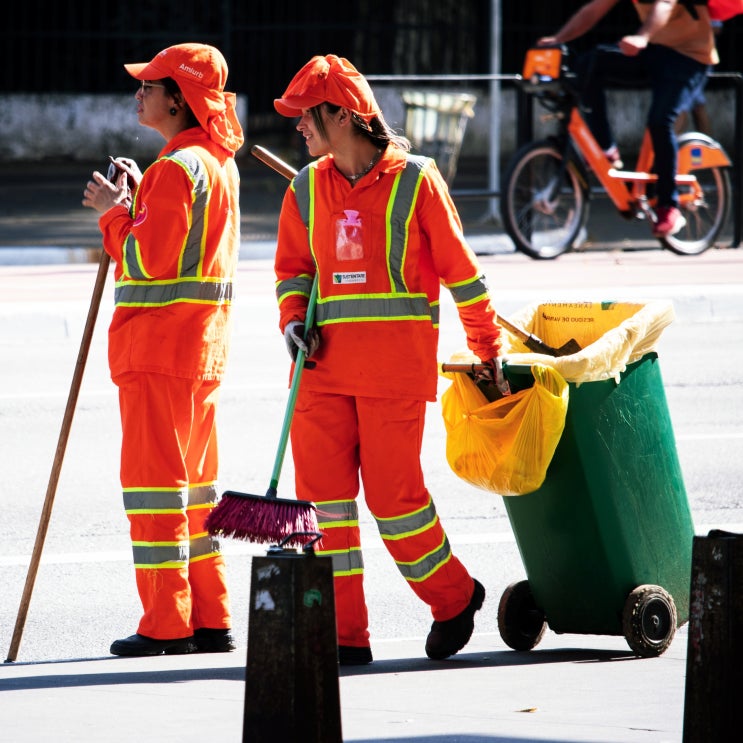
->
xmin=333 ymin=271 xmax=367 ymax=284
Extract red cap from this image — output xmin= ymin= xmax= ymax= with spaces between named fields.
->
xmin=274 ymin=55 xmax=381 ymax=122
xmin=125 ymin=43 xmax=244 ymax=154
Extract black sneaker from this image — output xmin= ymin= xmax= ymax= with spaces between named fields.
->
xmin=425 ymin=579 xmax=486 ymax=660
xmin=193 ymin=628 xmax=236 ymax=653
xmin=338 ymin=645 xmax=373 ymax=665
xmin=110 ymin=633 xmax=196 ymax=657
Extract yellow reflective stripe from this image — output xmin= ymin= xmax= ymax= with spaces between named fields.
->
xmin=404 ymin=552 xmax=452 ymax=583
xmin=380 ymin=513 xmax=439 ymax=541
xmin=164 ymin=150 xmax=209 ymax=278
xmin=189 ymin=552 xmax=218 ymax=564
xmin=188 ymin=483 xmax=218 ymax=507
xmin=385 ymin=157 xmax=427 ymax=293
xmin=318 ymin=519 xmax=358 ymax=529
xmin=316 ymin=500 xmax=358 ymax=521
xmin=115 ymin=277 xmax=232 ymax=307
xmin=394 ymin=535 xmax=453 ymax=582
xmin=123 ymin=232 xmax=151 ymax=280
xmin=376 ymin=499 xmax=439 ymax=539
xmin=276 ymin=274 xmax=315 ymax=306
xmin=123 ymin=487 xmax=186 ymax=513
xmin=447 ymin=274 xmax=490 ymax=306
xmin=316 ymin=294 xmax=434 ymax=325
xmin=131 ymin=540 xmax=189 ymax=568
xmin=126 ymin=508 xmax=184 ymax=515
xmin=186 ymin=503 xmax=213 ymax=512
xmin=316 ymin=547 xmax=364 ymax=577
xmin=189 ymin=532 xmax=221 ymax=560
xmin=385 ymin=172 xmax=403 ymax=290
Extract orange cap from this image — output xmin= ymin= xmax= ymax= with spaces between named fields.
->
xmin=125 ymin=43 xmax=244 ymax=154
xmin=274 ymin=54 xmax=381 ymax=122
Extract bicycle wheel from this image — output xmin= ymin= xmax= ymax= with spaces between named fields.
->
xmin=501 ymin=140 xmax=589 ymax=260
xmin=662 ymin=143 xmax=730 ymax=256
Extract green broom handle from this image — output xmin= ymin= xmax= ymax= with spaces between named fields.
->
xmin=266 ymin=272 xmax=319 ymax=497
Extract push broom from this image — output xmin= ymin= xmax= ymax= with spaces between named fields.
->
xmin=206 ymin=271 xmax=319 ymax=547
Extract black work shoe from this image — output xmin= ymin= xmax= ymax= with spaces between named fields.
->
xmin=110 ymin=633 xmax=196 ymax=657
xmin=193 ymin=628 xmax=236 ymax=653
xmin=338 ymin=645 xmax=373 ymax=665
xmin=425 ymin=579 xmax=486 ymax=660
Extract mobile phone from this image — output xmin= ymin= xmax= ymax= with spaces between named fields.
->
xmin=106 ymin=155 xmax=136 ymax=190
xmin=107 ymin=155 xmax=124 ymax=183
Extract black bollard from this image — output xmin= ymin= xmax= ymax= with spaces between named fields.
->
xmin=243 ymin=534 xmax=342 ymax=743
xmin=682 ymin=530 xmax=743 ymax=742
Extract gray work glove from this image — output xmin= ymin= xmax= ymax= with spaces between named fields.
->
xmin=284 ymin=321 xmax=321 ymax=366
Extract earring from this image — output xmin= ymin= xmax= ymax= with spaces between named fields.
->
xmin=169 ymin=107 xmax=178 ymax=116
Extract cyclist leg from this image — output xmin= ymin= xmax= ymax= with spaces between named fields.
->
xmin=572 ymin=43 xmax=648 ymax=152
xmin=646 ymin=45 xmax=709 ymax=208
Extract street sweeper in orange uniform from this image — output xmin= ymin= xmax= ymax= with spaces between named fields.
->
xmin=82 ymin=43 xmax=243 ymax=657
xmin=272 ymin=54 xmax=509 ymax=665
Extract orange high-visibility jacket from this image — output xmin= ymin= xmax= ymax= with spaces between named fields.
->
xmin=275 ymin=148 xmax=501 ymax=401
xmin=98 ymin=128 xmax=240 ymax=381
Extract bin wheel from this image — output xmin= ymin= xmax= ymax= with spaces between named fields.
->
xmin=497 ymin=580 xmax=547 ymax=651
xmin=622 ymin=584 xmax=677 ymax=658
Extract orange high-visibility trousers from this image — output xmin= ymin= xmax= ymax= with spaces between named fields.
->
xmin=291 ymin=389 xmax=475 ymax=648
xmin=115 ymin=371 xmax=231 ymax=640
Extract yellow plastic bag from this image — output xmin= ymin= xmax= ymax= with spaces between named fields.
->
xmin=441 ymin=363 xmax=568 ymax=496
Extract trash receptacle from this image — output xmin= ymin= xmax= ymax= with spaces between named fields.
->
xmin=490 ymin=301 xmax=693 ymax=657
xmin=402 ymin=90 xmax=476 ymax=185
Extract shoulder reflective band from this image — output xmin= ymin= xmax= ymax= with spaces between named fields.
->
xmin=116 ymin=150 xmax=231 ymax=307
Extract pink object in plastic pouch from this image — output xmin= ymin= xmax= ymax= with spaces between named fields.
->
xmin=335 ymin=209 xmax=364 ymax=260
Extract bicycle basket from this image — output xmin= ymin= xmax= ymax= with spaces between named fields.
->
xmin=521 ymin=46 xmax=564 ymax=92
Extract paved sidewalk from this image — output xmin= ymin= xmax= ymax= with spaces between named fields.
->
xmin=1 ymin=628 xmax=689 ymax=743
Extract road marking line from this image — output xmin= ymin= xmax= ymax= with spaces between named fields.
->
xmin=3 ymin=525 xmax=741 ymax=568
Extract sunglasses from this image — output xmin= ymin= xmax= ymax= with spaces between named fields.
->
xmin=139 ymin=81 xmax=166 ymax=93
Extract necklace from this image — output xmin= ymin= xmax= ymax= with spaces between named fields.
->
xmin=345 ymin=149 xmax=382 ymax=185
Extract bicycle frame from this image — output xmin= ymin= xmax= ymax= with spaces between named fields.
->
xmin=568 ymin=106 xmax=732 ymax=216
xmin=506 ymin=46 xmax=733 ymax=258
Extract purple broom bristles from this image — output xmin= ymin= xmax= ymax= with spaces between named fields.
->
xmin=206 ymin=491 xmax=318 ymax=548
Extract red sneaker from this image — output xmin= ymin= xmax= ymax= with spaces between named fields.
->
xmin=653 ymin=206 xmax=686 ymax=238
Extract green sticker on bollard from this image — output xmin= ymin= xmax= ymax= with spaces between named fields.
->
xmin=304 ymin=589 xmax=322 ymax=607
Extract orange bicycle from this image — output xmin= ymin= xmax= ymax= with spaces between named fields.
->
xmin=501 ymin=46 xmax=732 ymax=259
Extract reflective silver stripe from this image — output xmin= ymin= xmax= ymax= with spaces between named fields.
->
xmin=395 ymin=535 xmax=453 ymax=582
xmin=375 ymin=499 xmax=438 ymax=540
xmin=166 ymin=150 xmax=209 ymax=277
xmin=292 ymin=165 xmax=312 ymax=227
xmin=123 ymin=488 xmax=186 ymax=513
xmin=387 ymin=155 xmax=428 ymax=293
xmin=448 ymin=274 xmax=490 ymax=306
xmin=189 ymin=533 xmax=221 ymax=560
xmin=315 ymin=547 xmax=364 ymax=576
xmin=188 ymin=483 xmax=218 ymax=506
xmin=117 ymin=150 xmax=223 ymax=306
xmin=132 ymin=542 xmax=189 ymax=568
xmin=276 ymin=275 xmax=314 ymax=305
xmin=122 ymin=232 xmax=146 ymax=280
xmin=316 ymin=294 xmax=435 ymax=325
xmin=316 ymin=499 xmax=358 ymax=528
xmin=115 ymin=278 xmax=232 ymax=306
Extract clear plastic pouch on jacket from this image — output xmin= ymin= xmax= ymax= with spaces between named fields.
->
xmin=335 ymin=209 xmax=364 ymax=260
xmin=440 ymin=362 xmax=569 ymax=496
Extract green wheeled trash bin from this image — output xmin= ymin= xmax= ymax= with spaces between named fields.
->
xmin=493 ymin=301 xmax=693 ymax=658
